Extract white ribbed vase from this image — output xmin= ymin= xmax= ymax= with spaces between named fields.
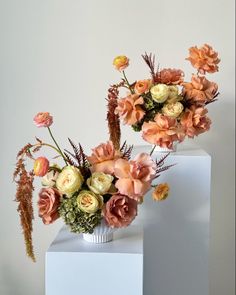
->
xmin=83 ymin=219 xmax=117 ymax=243
xmin=153 ymin=142 xmax=178 ymax=153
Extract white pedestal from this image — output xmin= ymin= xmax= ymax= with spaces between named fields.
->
xmin=133 ymin=143 xmax=211 ymax=295
xmin=46 ymin=226 xmax=143 ymax=295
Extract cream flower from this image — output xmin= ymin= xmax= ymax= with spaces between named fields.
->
xmin=56 ymin=166 xmax=84 ymax=197
xmin=87 ymin=172 xmax=114 ymax=195
xmin=77 ymin=190 xmax=103 ymax=213
xmin=162 ymin=101 xmax=184 ymax=118
xmin=167 ymin=86 xmax=179 ymax=101
xmin=150 ymin=84 xmax=169 ymax=103
xmin=42 ymin=170 xmax=59 ymax=187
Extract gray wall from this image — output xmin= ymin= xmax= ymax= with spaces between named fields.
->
xmin=0 ymin=0 xmax=235 ymax=294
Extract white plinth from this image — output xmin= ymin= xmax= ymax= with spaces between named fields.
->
xmin=133 ymin=143 xmax=211 ymax=295
xmin=46 ymin=226 xmax=143 ymax=295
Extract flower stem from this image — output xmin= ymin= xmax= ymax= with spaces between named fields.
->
xmin=150 ymin=145 xmax=156 ymax=156
xmin=122 ymin=71 xmax=134 ymax=94
xmin=47 ymin=127 xmax=67 ymax=165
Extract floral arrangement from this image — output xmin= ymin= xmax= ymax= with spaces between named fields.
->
xmin=112 ymin=44 xmax=220 ymax=149
xmin=14 ymin=110 xmax=173 ymax=261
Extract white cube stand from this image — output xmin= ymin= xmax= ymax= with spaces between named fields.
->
xmin=46 ymin=226 xmax=143 ymax=295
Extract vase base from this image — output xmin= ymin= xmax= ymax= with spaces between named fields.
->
xmin=83 ymin=233 xmax=114 ymax=243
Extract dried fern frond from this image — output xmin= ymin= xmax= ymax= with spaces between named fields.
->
xmin=120 ymin=141 xmax=133 ymax=160
xmin=141 ymin=52 xmax=159 ymax=82
xmin=154 ymin=152 xmax=176 ymax=179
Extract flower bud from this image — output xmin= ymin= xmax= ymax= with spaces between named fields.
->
xmin=113 ymin=55 xmax=129 ymax=71
xmin=34 ymin=157 xmax=49 ymax=177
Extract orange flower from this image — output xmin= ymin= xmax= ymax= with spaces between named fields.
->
xmin=134 ymin=79 xmax=152 ymax=95
xmin=182 ymin=75 xmax=218 ymax=105
xmin=152 ymin=183 xmax=170 ymax=201
xmin=34 ymin=157 xmax=49 ymax=177
xmin=159 ymin=68 xmax=184 ymax=85
xmin=180 ymin=106 xmax=211 ymax=138
xmin=115 ymin=94 xmax=145 ymax=125
xmin=113 ymin=55 xmax=129 ymax=71
xmin=142 ymin=113 xmax=185 ymax=149
xmin=186 ymin=44 xmax=220 ymax=74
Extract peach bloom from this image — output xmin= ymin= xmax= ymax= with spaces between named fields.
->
xmin=142 ymin=113 xmax=185 ymax=149
xmin=186 ymin=44 xmax=220 ymax=74
xmin=134 ymin=79 xmax=152 ymax=95
xmin=33 ymin=112 xmax=53 ymax=128
xmin=103 ymin=194 xmax=138 ymax=228
xmin=159 ymin=68 xmax=184 ymax=85
xmin=115 ymin=94 xmax=145 ymax=125
xmin=38 ymin=188 xmax=61 ymax=224
xmin=113 ymin=55 xmax=129 ymax=71
xmin=182 ymin=75 xmax=218 ymax=105
xmin=180 ymin=106 xmax=211 ymax=138
xmin=152 ymin=183 xmax=170 ymax=201
xmin=114 ymin=153 xmax=156 ymax=201
xmin=87 ymin=141 xmax=121 ymax=174
xmin=34 ymin=157 xmax=49 ymax=177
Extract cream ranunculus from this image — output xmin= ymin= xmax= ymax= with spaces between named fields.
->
xmin=167 ymin=85 xmax=179 ymax=101
xmin=77 ymin=190 xmax=103 ymax=213
xmin=56 ymin=166 xmax=84 ymax=197
xmin=162 ymin=101 xmax=184 ymax=118
xmin=150 ymin=84 xmax=169 ymax=103
xmin=87 ymin=172 xmax=114 ymax=195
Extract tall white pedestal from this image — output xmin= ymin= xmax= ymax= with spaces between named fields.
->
xmin=133 ymin=143 xmax=211 ymax=295
xmin=46 ymin=226 xmax=143 ymax=295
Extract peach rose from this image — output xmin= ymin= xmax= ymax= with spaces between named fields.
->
xmin=87 ymin=141 xmax=121 ymax=174
xmin=152 ymin=183 xmax=170 ymax=201
xmin=186 ymin=44 xmax=220 ymax=74
xmin=34 ymin=157 xmax=49 ymax=177
xmin=103 ymin=194 xmax=138 ymax=228
xmin=38 ymin=188 xmax=61 ymax=224
xmin=33 ymin=112 xmax=53 ymax=128
xmin=142 ymin=113 xmax=185 ymax=149
xmin=113 ymin=55 xmax=129 ymax=71
xmin=115 ymin=94 xmax=145 ymax=125
xmin=182 ymin=75 xmax=218 ymax=105
xmin=114 ymin=153 xmax=156 ymax=201
xmin=159 ymin=68 xmax=184 ymax=85
xmin=180 ymin=106 xmax=211 ymax=138
xmin=134 ymin=79 xmax=152 ymax=95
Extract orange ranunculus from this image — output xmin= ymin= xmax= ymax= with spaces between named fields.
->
xmin=87 ymin=141 xmax=121 ymax=174
xmin=180 ymin=106 xmax=211 ymax=138
xmin=113 ymin=55 xmax=129 ymax=71
xmin=34 ymin=157 xmax=49 ymax=177
xmin=142 ymin=113 xmax=185 ymax=149
xmin=182 ymin=75 xmax=218 ymax=105
xmin=186 ymin=44 xmax=220 ymax=74
xmin=115 ymin=94 xmax=145 ymax=125
xmin=159 ymin=68 xmax=184 ymax=85
xmin=152 ymin=183 xmax=170 ymax=201
xmin=134 ymin=79 xmax=152 ymax=95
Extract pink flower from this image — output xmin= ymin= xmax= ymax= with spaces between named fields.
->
xmin=87 ymin=141 xmax=121 ymax=174
xmin=33 ymin=157 xmax=49 ymax=177
xmin=103 ymin=194 xmax=138 ymax=228
xmin=115 ymin=94 xmax=145 ymax=125
xmin=180 ymin=106 xmax=211 ymax=138
xmin=33 ymin=112 xmax=53 ymax=128
xmin=114 ymin=153 xmax=156 ymax=201
xmin=134 ymin=79 xmax=152 ymax=95
xmin=159 ymin=68 xmax=184 ymax=85
xmin=142 ymin=113 xmax=185 ymax=149
xmin=38 ymin=188 xmax=61 ymax=224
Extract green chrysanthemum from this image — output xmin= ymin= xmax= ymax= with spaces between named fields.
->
xmin=59 ymin=195 xmax=102 ymax=234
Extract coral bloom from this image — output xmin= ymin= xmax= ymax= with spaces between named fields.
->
xmin=134 ymin=79 xmax=152 ymax=95
xmin=159 ymin=68 xmax=184 ymax=85
xmin=180 ymin=106 xmax=211 ymax=138
xmin=87 ymin=141 xmax=121 ymax=174
xmin=114 ymin=153 xmax=156 ymax=201
xmin=38 ymin=188 xmax=61 ymax=224
xmin=115 ymin=94 xmax=145 ymax=125
xmin=34 ymin=157 xmax=49 ymax=177
xmin=182 ymin=75 xmax=218 ymax=105
xmin=186 ymin=44 xmax=220 ymax=74
xmin=142 ymin=113 xmax=184 ymax=149
xmin=103 ymin=194 xmax=138 ymax=228
xmin=33 ymin=112 xmax=53 ymax=128
xmin=113 ymin=55 xmax=129 ymax=71
xmin=152 ymin=183 xmax=170 ymax=201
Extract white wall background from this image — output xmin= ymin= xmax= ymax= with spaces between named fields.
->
xmin=0 ymin=0 xmax=234 ymax=294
